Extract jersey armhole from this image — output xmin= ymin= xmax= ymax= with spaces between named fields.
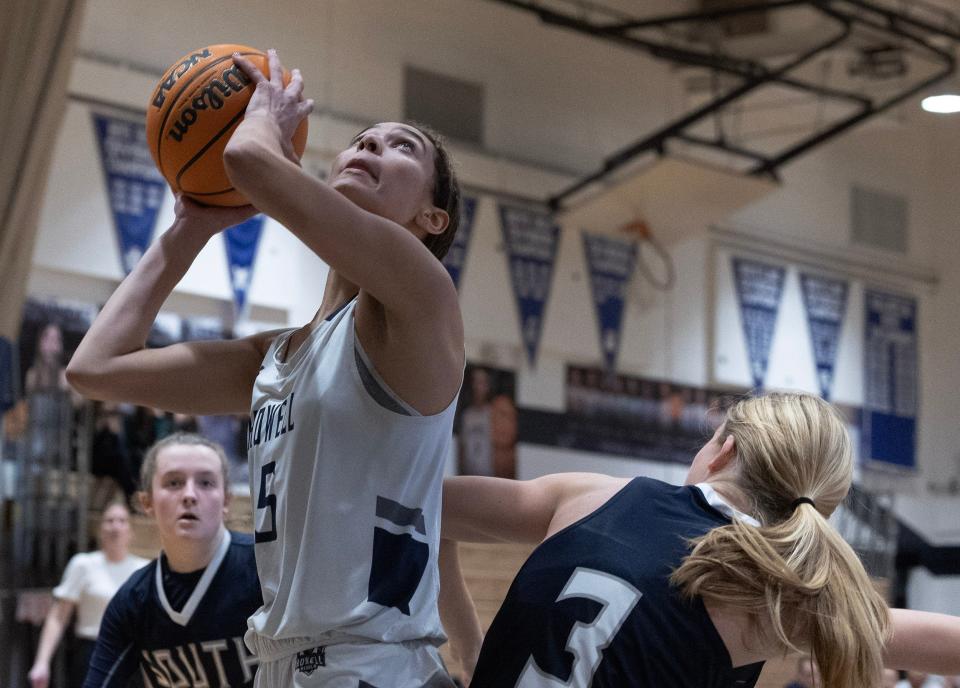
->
xmin=352 ymin=334 xmax=420 ymax=417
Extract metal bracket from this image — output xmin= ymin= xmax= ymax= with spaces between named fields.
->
xmin=488 ymin=0 xmax=960 ymax=210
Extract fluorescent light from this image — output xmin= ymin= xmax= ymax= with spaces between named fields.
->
xmin=921 ymin=94 xmax=960 ymax=113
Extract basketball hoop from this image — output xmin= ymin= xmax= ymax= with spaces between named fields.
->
xmin=620 ymin=220 xmax=676 ymax=291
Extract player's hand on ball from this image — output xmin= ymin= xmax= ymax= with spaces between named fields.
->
xmin=174 ymin=193 xmax=258 ymax=235
xmin=233 ymin=49 xmax=314 ymax=164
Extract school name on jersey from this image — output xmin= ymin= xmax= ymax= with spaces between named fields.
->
xmin=248 ymin=392 xmax=296 ymax=449
xmin=140 ymin=636 xmax=258 ymax=687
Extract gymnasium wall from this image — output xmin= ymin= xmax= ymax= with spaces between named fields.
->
xmin=22 ymin=0 xmax=960 ymax=605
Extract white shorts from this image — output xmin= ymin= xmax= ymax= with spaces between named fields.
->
xmin=252 ymin=639 xmax=455 ymax=688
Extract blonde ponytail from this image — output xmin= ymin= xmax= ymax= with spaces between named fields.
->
xmin=671 ymin=393 xmax=890 ymax=687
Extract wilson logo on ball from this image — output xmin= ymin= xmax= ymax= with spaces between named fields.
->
xmin=145 ymin=43 xmax=308 ymax=207
xmin=167 ymin=65 xmax=252 ymax=143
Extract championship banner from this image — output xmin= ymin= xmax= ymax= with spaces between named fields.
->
xmin=582 ymin=232 xmax=636 ymax=370
xmin=224 ymin=215 xmax=266 ymax=319
xmin=863 ymin=290 xmax=917 ymax=470
xmin=92 ymin=113 xmax=167 ymax=274
xmin=442 ymin=195 xmax=477 ymax=290
xmin=732 ymin=257 xmax=786 ymax=389
xmin=498 ymin=204 xmax=560 ymax=367
xmin=799 ymin=273 xmax=848 ymax=400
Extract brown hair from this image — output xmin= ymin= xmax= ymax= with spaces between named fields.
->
xmin=406 ymin=121 xmax=461 ymax=261
xmin=101 ymin=498 xmax=131 ymax=518
xmin=139 ymin=432 xmax=230 ymax=495
xmin=671 ymin=393 xmax=890 ymax=687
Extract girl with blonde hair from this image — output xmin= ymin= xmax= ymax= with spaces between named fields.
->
xmin=442 ymin=392 xmax=960 ymax=687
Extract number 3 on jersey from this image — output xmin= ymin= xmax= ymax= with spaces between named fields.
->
xmin=255 ymin=461 xmax=277 ymax=543
xmin=516 ymin=568 xmax=641 ymax=687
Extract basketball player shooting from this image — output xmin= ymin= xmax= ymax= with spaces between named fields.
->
xmin=68 ymin=48 xmax=465 ymax=687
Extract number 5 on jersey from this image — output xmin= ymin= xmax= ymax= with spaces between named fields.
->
xmin=255 ymin=461 xmax=277 ymax=543
xmin=517 ymin=568 xmax=642 ymax=687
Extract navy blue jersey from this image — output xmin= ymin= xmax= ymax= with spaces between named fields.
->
xmin=470 ymin=478 xmax=764 ymax=688
xmin=84 ymin=531 xmax=262 ymax=687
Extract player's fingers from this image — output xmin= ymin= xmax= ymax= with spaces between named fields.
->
xmin=286 ymin=68 xmax=305 ymax=99
xmin=232 ymin=53 xmax=266 ymax=85
xmin=267 ymin=48 xmax=283 ymax=87
xmin=297 ymin=99 xmax=315 ymax=119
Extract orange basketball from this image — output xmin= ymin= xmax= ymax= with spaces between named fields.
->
xmin=145 ymin=44 xmax=309 ymax=207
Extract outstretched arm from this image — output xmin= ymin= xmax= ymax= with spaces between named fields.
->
xmin=67 ymin=197 xmax=276 ymax=415
xmin=439 ymin=538 xmax=483 ymax=685
xmin=441 ymin=474 xmax=592 ymax=544
xmin=442 ymin=473 xmax=628 ymax=545
xmin=885 ymin=608 xmax=960 ymax=675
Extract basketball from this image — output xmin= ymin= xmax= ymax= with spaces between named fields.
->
xmin=145 ymin=44 xmax=309 ymax=207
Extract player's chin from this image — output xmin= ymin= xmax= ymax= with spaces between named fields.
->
xmin=330 ymin=178 xmax=381 ymax=210
xmin=173 ymin=518 xmax=210 ymax=535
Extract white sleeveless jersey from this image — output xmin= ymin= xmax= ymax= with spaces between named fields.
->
xmin=246 ymin=299 xmax=458 ymax=647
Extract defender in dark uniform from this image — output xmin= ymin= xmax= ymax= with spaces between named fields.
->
xmin=470 ymin=477 xmax=764 ymax=687
xmin=442 ymin=393 xmax=960 ymax=687
xmin=84 ymin=434 xmax=262 ymax=688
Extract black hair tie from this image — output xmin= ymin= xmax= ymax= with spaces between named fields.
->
xmin=791 ymin=497 xmax=815 ymax=511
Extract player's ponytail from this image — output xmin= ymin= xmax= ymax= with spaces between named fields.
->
xmin=670 ymin=393 xmax=890 ymax=687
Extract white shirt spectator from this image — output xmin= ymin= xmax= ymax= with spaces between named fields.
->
xmin=52 ymin=551 xmax=147 ymax=639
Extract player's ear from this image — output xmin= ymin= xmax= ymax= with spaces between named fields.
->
xmin=706 ymin=434 xmax=736 ymax=474
xmin=138 ymin=490 xmax=153 ymax=516
xmin=415 ymin=206 xmax=449 ymax=237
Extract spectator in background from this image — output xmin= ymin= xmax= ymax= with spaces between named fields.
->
xmin=459 ymin=367 xmax=494 ymax=476
xmin=24 ymin=323 xmax=79 ymax=466
xmin=490 ymin=391 xmax=517 ymax=479
xmin=195 ymin=413 xmax=247 ymax=484
xmin=123 ymin=405 xmax=156 ymax=486
xmin=151 ymin=406 xmax=175 ymax=440
xmin=25 ymin=323 xmax=70 ymax=395
xmin=90 ymin=402 xmax=137 ymax=508
xmin=883 ymin=669 xmax=902 ymax=687
xmin=27 ymin=502 xmax=147 ymax=687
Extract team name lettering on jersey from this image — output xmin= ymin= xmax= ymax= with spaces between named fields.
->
xmin=248 ymin=393 xmax=295 ymax=449
xmin=140 ymin=636 xmax=258 ymax=687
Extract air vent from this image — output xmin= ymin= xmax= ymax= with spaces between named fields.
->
xmin=851 ymin=185 xmax=909 ymax=253
xmin=403 ymin=66 xmax=484 ymax=146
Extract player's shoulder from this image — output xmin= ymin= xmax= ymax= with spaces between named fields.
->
xmin=109 ymin=558 xmax=157 ymax=610
xmin=128 ymin=554 xmax=151 ymax=569
xmin=68 ymin=549 xmax=102 ymax=568
xmin=228 ymin=530 xmax=255 ymax=548
xmin=544 ymin=472 xmax=630 ymax=499
xmin=226 ymin=531 xmax=257 ymax=562
xmin=222 ymin=531 xmax=263 ymax=603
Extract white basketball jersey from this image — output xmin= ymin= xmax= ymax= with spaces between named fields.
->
xmin=246 ymin=299 xmax=457 ymax=648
